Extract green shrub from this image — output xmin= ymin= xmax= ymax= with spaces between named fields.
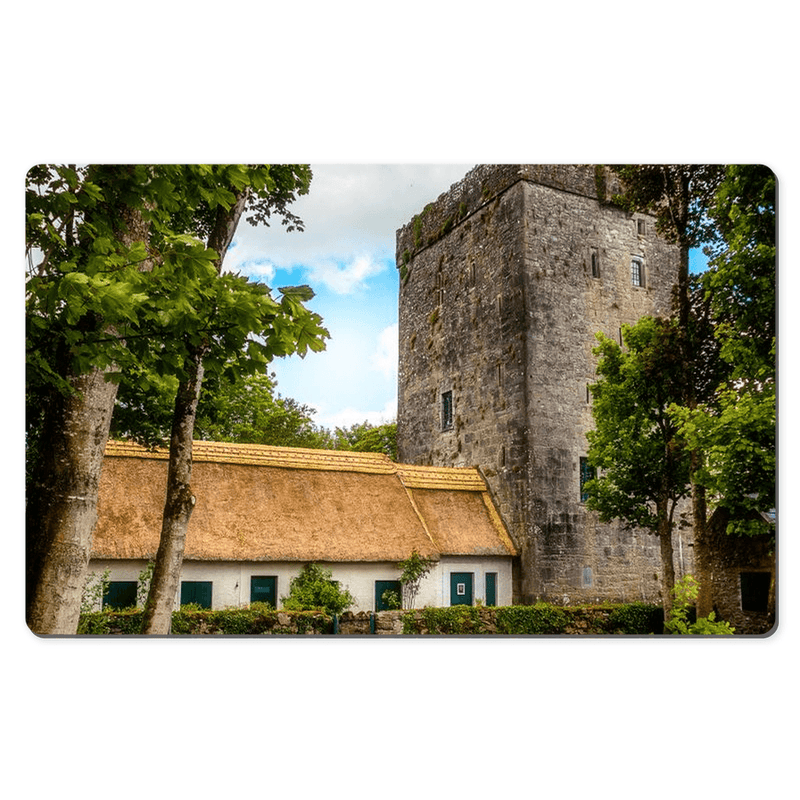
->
xmin=495 ymin=603 xmax=569 ymax=635
xmin=414 ymin=605 xmax=485 ymax=634
xmin=281 ymin=563 xmax=355 ymax=615
xmin=606 ymin=602 xmax=663 ymax=634
xmin=77 ymin=609 xmax=143 ymax=635
xmin=664 ymin=576 xmax=735 ymax=635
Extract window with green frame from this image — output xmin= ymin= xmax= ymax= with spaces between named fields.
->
xmin=103 ymin=581 xmax=138 ymax=610
xmin=580 ymin=457 xmax=595 ymax=502
xmin=180 ymin=581 xmax=212 ymax=609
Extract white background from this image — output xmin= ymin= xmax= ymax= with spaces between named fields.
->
xmin=6 ymin=2 xmax=795 ymax=798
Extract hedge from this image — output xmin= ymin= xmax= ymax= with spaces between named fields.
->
xmin=76 ymin=602 xmax=663 ymax=635
xmin=77 ymin=604 xmax=331 ymax=635
xmin=401 ymin=602 xmax=663 ymax=635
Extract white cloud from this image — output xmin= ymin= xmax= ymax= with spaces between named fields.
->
xmin=371 ymin=323 xmax=398 ymax=380
xmin=230 ymin=166 xmax=472 ymax=427
xmin=315 ymin=397 xmax=398 ymax=431
xmin=230 ymin=164 xmax=472 ymax=278
xmin=304 ymin=253 xmax=385 ymax=295
xmin=223 ymin=238 xmax=278 ymax=284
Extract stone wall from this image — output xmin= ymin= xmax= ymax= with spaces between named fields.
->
xmin=397 ymin=165 xmax=690 ymax=606
xmin=705 ymin=510 xmax=776 ymax=635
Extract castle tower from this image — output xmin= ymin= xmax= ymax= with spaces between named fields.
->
xmin=396 ymin=165 xmax=690 ymax=604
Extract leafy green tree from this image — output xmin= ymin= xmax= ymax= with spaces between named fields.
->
xmin=137 ymin=166 xmax=327 ymax=635
xmin=673 ymin=165 xmax=776 ymax=538
xmin=397 ymin=549 xmax=437 ymax=609
xmin=332 ymin=420 xmax=398 ymax=460
xmin=585 ymin=317 xmax=692 ymax=615
xmin=601 ymin=165 xmax=775 ymax=617
xmin=26 ymin=165 xmax=158 ymax=633
xmin=608 ymin=165 xmax=725 ymax=613
xmin=25 ymin=165 xmax=328 ymax=634
xmin=193 ymin=371 xmax=335 ymax=449
xmin=280 ymin=563 xmax=355 ymax=615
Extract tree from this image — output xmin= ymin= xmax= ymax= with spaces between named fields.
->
xmin=585 ymin=317 xmax=692 ymax=616
xmin=193 ymin=371 xmax=335 ymax=449
xmin=672 ymin=165 xmax=776 ymax=539
xmin=600 ymin=165 xmax=776 ymax=617
xmin=26 ymin=165 xmax=328 ymax=634
xmin=397 ymin=549 xmax=436 ymax=609
xmin=608 ymin=165 xmax=726 ymax=613
xmin=26 ymin=165 xmax=157 ymax=633
xmin=131 ymin=166 xmax=327 ymax=635
xmin=331 ymin=420 xmax=398 ymax=460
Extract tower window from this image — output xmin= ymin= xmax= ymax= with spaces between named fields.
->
xmin=637 ymin=219 xmax=646 ymax=235
xmin=580 ymin=457 xmax=595 ymax=502
xmin=591 ymin=251 xmax=600 ymax=278
xmin=631 ymin=257 xmax=645 ymax=287
xmin=441 ymin=391 xmax=453 ymax=431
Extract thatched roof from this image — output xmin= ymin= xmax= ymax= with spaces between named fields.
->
xmin=93 ymin=441 xmax=516 ymax=563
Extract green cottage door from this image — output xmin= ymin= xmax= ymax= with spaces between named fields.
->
xmin=450 ymin=572 xmax=473 ymax=606
xmin=485 ymin=573 xmax=497 ymax=606
xmin=250 ymin=576 xmax=278 ymax=608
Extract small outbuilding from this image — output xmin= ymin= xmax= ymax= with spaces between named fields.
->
xmin=705 ymin=507 xmax=776 ymax=635
xmin=89 ymin=440 xmax=517 ymax=613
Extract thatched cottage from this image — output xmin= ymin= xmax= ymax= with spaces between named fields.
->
xmin=89 ymin=440 xmax=517 ymax=612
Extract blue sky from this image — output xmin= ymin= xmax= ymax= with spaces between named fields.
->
xmin=227 ymin=164 xmax=711 ymax=430
xmin=225 ymin=164 xmax=472 ymax=430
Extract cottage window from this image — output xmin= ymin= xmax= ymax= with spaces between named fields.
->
xmin=580 ymin=457 xmax=595 ymax=502
xmin=631 ymin=257 xmax=645 ymax=287
xmin=180 ymin=580 xmax=212 ymax=609
xmin=375 ymin=580 xmax=402 ymax=611
xmin=740 ymin=572 xmax=771 ymax=613
xmin=103 ymin=581 xmax=138 ymax=610
xmin=442 ymin=390 xmax=453 ymax=431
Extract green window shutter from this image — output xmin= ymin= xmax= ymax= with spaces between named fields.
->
xmin=180 ymin=581 xmax=212 ymax=609
xmin=250 ymin=576 xmax=277 ymax=608
xmin=485 ymin=573 xmax=497 ymax=606
xmin=103 ymin=581 xmax=138 ymax=610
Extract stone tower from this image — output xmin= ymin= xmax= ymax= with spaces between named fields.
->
xmin=396 ymin=165 xmax=691 ymax=604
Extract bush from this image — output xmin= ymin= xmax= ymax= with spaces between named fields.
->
xmin=664 ymin=576 xmax=735 ymax=635
xmin=606 ymin=602 xmax=663 ymax=634
xmin=280 ymin=563 xmax=355 ymax=616
xmin=495 ymin=603 xmax=569 ymax=635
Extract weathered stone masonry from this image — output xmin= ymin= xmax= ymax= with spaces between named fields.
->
xmin=396 ymin=165 xmax=694 ymax=605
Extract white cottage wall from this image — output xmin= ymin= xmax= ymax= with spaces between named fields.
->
xmin=87 ymin=555 xmax=513 ymax=614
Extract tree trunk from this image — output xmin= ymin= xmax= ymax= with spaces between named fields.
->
xmin=691 ymin=456 xmax=713 ymax=617
xmin=26 ymin=196 xmax=151 ymax=634
xmin=674 ymin=226 xmax=715 ymax=616
xmin=656 ymin=497 xmax=676 ymax=622
xmin=140 ymin=190 xmax=250 ymax=633
xmin=26 ymin=367 xmax=121 ymax=633
xmin=140 ymin=346 xmax=207 ymax=634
